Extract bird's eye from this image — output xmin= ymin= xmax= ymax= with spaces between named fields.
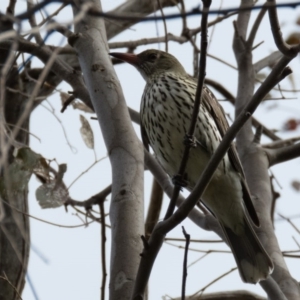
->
xmin=148 ymin=53 xmax=157 ymax=61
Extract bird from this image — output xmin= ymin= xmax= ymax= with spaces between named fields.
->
xmin=109 ymin=49 xmax=274 ymax=284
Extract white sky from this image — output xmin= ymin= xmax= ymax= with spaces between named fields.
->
xmin=1 ymin=0 xmax=300 ymax=299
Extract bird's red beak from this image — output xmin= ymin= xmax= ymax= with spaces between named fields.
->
xmin=109 ymin=52 xmax=140 ymax=66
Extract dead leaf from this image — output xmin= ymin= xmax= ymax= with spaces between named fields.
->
xmin=72 ymin=101 xmax=94 ymax=113
xmin=79 ymin=115 xmax=94 ymax=149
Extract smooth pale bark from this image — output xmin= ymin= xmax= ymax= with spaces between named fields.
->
xmin=71 ymin=1 xmax=144 ymax=299
xmin=233 ymin=1 xmax=300 ymax=299
xmin=105 ymin=0 xmax=180 ymax=39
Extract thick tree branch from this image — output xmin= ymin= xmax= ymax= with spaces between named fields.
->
xmin=233 ymin=2 xmax=300 ymax=299
xmin=265 ymin=142 xmax=300 ymax=166
xmin=233 ymin=0 xmax=255 ymax=150
xmin=70 ymin=1 xmax=144 ymax=300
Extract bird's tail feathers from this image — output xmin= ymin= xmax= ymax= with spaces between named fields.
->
xmin=220 ymin=217 xmax=274 ymax=284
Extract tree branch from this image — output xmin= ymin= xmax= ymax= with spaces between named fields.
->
xmin=265 ymin=142 xmax=300 ymax=166
xmin=70 ymin=1 xmax=144 ymax=299
xmin=105 ymin=0 xmax=180 ymax=40
xmin=172 ymin=290 xmax=266 ymax=300
xmin=205 ymin=78 xmax=282 ymax=141
xmin=253 ymin=51 xmax=282 ymax=73
xmin=267 ymin=0 xmax=300 ymax=57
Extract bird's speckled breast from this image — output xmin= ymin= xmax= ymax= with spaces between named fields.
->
xmin=140 ymin=73 xmax=229 ymax=187
xmin=140 ymin=73 xmax=246 ymax=231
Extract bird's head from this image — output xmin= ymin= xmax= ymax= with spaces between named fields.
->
xmin=109 ymin=49 xmax=186 ymax=82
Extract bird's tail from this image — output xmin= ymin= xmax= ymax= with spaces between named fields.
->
xmin=220 ymin=217 xmax=274 ymax=284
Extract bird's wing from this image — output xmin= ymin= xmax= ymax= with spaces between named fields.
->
xmin=201 ymin=85 xmax=260 ymax=227
xmin=140 ymin=85 xmax=151 ymax=152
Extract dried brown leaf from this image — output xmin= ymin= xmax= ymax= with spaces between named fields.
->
xmin=72 ymin=101 xmax=94 ymax=113
xmin=79 ymin=115 xmax=94 ymax=149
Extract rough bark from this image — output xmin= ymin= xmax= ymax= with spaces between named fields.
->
xmin=0 ymin=10 xmax=30 ymax=299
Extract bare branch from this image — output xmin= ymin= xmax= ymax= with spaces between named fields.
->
xmin=145 ymin=179 xmax=163 ymax=240
xmin=144 ymin=150 xmax=223 ymax=239
xmin=266 ymin=142 xmax=300 ymax=166
xmin=105 ymin=0 xmax=180 ymax=40
xmin=267 ymin=0 xmax=300 ymax=57
xmin=254 ymin=51 xmax=282 ymax=73
xmin=263 ymin=136 xmax=300 ymax=149
xmin=27 ymin=0 xmax=43 ymax=45
xmin=65 ymin=185 xmax=112 ymax=210
xmin=70 ymin=1 xmax=145 ymax=299
xmin=260 ymin=276 xmax=288 ymax=300
xmin=172 ymin=290 xmax=266 ymax=300
xmin=205 ymin=78 xmax=282 ymax=141
xmin=99 ymin=200 xmax=107 ymax=300
xmin=247 ymin=3 xmax=267 ymax=47
xmin=181 ymin=226 xmax=190 ymax=300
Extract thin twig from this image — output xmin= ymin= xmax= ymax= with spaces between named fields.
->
xmin=67 ymin=155 xmax=107 ymax=189
xmin=204 ymin=78 xmax=282 ymax=141
xmin=0 ymin=274 xmax=23 ymax=300
xmin=193 ymin=267 xmax=237 ymax=297
xmin=65 ymin=185 xmax=112 ymax=209
xmin=247 ymin=3 xmax=268 ymax=47
xmin=27 ymin=0 xmax=44 ymax=45
xmin=278 ymin=213 xmax=300 ymax=234
xmin=99 ymin=201 xmax=107 ymax=300
xmin=181 ymin=226 xmax=190 ymax=300
xmin=16 ymin=0 xmax=300 ymax=23
xmin=165 ymin=237 xmax=222 ymax=243
xmin=157 ymin=0 xmax=168 ymax=52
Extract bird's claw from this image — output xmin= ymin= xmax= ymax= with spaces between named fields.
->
xmin=172 ymin=174 xmax=188 ymax=188
xmin=184 ymin=134 xmax=197 ymax=148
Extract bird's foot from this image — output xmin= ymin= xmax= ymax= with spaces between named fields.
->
xmin=184 ymin=134 xmax=197 ymax=148
xmin=172 ymin=174 xmax=188 ymax=188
